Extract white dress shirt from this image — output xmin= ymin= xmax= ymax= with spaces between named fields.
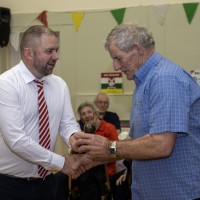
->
xmin=0 ymin=60 xmax=80 ymax=177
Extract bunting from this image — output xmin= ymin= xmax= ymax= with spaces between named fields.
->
xmin=153 ymin=5 xmax=169 ymax=25
xmin=71 ymin=12 xmax=85 ymax=32
xmin=183 ymin=3 xmax=199 ymax=24
xmin=111 ymin=8 xmax=126 ymax=25
xmin=9 ymin=4 xmax=200 ymax=50
xmin=10 ymin=32 xmax=20 ymax=51
xmin=37 ymin=10 xmax=48 ymax=27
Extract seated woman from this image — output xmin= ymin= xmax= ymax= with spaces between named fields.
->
xmin=76 ymin=101 xmax=119 ymax=200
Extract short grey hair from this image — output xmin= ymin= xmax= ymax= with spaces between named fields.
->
xmin=20 ymin=25 xmax=58 ymax=56
xmin=93 ymin=92 xmax=109 ymax=104
xmin=105 ymin=23 xmax=155 ymax=52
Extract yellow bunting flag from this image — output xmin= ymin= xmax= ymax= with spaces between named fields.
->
xmin=71 ymin=12 xmax=85 ymax=32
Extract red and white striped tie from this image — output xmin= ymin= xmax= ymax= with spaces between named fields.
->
xmin=34 ymin=79 xmax=51 ymax=180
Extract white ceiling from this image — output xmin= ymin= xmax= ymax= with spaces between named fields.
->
xmin=1 ymin=0 xmax=199 ymax=14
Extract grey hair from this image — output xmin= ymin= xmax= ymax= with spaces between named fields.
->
xmin=93 ymin=92 xmax=109 ymax=104
xmin=77 ymin=101 xmax=97 ymax=116
xmin=105 ymin=23 xmax=155 ymax=52
xmin=20 ymin=25 xmax=58 ymax=56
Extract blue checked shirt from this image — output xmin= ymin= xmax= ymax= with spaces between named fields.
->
xmin=130 ymin=52 xmax=200 ymax=200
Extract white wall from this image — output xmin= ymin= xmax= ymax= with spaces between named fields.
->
xmin=1 ymin=5 xmax=200 ymax=119
xmin=0 ymin=0 xmax=199 ymax=13
xmin=1 ymin=4 xmax=200 ymax=154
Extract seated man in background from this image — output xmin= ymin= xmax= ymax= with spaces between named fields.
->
xmin=77 ymin=101 xmax=118 ymax=200
xmin=94 ymin=92 xmax=121 ymax=134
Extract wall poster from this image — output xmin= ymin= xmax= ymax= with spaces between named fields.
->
xmin=190 ymin=69 xmax=200 ymax=85
xmin=101 ymin=72 xmax=123 ymax=94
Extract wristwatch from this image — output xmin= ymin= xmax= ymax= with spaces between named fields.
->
xmin=109 ymin=141 xmax=117 ymax=157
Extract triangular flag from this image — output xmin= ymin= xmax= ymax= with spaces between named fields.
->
xmin=10 ymin=32 xmax=20 ymax=51
xmin=153 ymin=5 xmax=169 ymax=25
xmin=111 ymin=8 xmax=126 ymax=25
xmin=37 ymin=11 xmax=48 ymax=27
xmin=183 ymin=3 xmax=199 ymax=24
xmin=71 ymin=12 xmax=85 ymax=32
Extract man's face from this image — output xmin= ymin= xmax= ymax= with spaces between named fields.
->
xmin=32 ymin=34 xmax=59 ymax=78
xmin=108 ymin=41 xmax=141 ymax=80
xmin=95 ymin=95 xmax=109 ymax=114
xmin=80 ymin=106 xmax=97 ymax=124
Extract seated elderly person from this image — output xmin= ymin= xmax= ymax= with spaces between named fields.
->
xmin=94 ymin=92 xmax=121 ymax=134
xmin=77 ymin=101 xmax=118 ymax=200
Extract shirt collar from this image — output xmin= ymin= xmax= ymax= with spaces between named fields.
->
xmin=19 ymin=60 xmax=50 ymax=84
xmin=133 ymin=52 xmax=162 ymax=86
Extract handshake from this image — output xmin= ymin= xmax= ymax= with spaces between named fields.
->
xmin=60 ymin=128 xmax=116 ymax=179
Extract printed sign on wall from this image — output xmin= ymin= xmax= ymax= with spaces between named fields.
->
xmin=101 ymin=72 xmax=123 ymax=94
xmin=190 ymin=69 xmax=200 ymax=85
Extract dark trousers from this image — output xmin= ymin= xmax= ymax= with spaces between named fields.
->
xmin=0 ymin=174 xmax=57 ymax=200
xmin=77 ymin=165 xmax=107 ymax=200
xmin=109 ymin=169 xmax=131 ymax=200
xmin=54 ymin=172 xmax=69 ymax=200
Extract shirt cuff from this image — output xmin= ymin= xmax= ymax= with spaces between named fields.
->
xmin=47 ymin=153 xmax=65 ymax=171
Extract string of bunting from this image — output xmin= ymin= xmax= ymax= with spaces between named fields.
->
xmin=11 ymin=3 xmax=199 ymax=51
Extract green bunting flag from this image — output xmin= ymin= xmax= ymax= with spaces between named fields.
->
xmin=183 ymin=3 xmax=199 ymax=24
xmin=111 ymin=8 xmax=126 ymax=25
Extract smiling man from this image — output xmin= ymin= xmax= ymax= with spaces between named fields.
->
xmin=0 ymin=25 xmax=84 ymax=200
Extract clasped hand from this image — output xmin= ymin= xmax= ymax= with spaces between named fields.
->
xmin=61 ymin=132 xmax=112 ymax=179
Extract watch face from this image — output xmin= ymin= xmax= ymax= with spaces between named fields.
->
xmin=109 ymin=141 xmax=116 ymax=157
xmin=110 ymin=148 xmax=115 ymax=155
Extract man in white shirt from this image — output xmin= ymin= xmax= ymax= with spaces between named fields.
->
xmin=0 ymin=25 xmax=83 ymax=200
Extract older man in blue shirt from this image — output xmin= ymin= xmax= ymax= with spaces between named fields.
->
xmin=72 ymin=23 xmax=200 ymax=200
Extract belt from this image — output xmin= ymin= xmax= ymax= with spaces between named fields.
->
xmin=26 ymin=177 xmax=42 ymax=181
xmin=0 ymin=173 xmax=51 ymax=181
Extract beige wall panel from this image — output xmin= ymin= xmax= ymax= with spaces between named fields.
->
xmin=1 ymin=4 xmax=200 ymax=155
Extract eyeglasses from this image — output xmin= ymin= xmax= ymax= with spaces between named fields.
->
xmin=97 ymin=101 xmax=108 ymax=105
